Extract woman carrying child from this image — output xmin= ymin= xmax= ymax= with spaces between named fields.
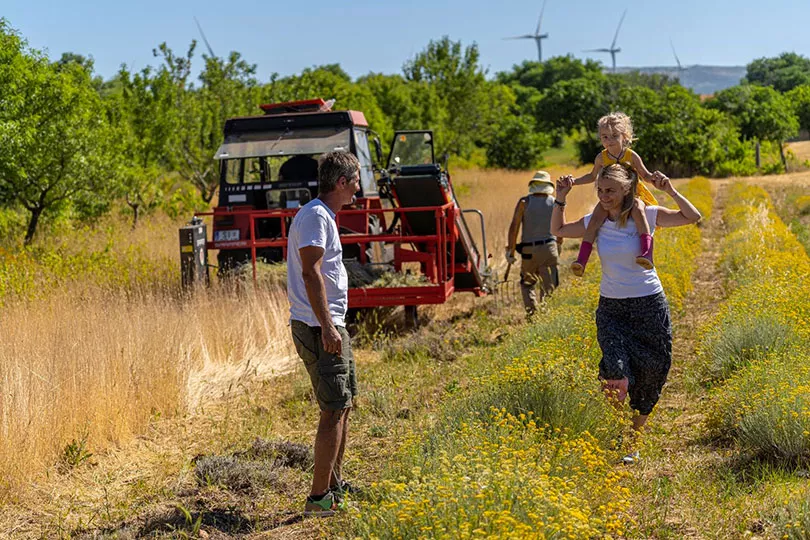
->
xmin=551 ymin=164 xmax=701 ymax=463
xmin=569 ymin=112 xmax=663 ymax=276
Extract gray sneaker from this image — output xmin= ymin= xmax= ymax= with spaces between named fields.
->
xmin=303 ymin=491 xmax=337 ymax=517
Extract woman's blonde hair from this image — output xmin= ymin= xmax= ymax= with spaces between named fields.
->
xmin=598 ymin=164 xmax=638 ymax=228
xmin=597 ymin=112 xmax=635 ymax=145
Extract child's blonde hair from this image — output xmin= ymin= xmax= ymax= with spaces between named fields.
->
xmin=597 ymin=112 xmax=635 ymax=145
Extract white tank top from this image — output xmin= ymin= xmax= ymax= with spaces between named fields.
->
xmin=583 ymin=206 xmax=663 ymax=299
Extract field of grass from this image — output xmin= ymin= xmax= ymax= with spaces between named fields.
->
xmin=0 ymin=166 xmax=809 ymax=537
xmin=765 ymin=173 xmax=810 ymax=256
xmin=0 ymin=214 xmax=298 ymax=497
xmin=342 ymin=177 xmax=712 ymax=538
xmin=0 ymin=163 xmax=597 ymax=502
xmin=625 ymin=176 xmax=810 ymax=538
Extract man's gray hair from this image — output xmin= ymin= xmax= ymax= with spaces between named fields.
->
xmin=318 ymin=151 xmax=360 ymax=194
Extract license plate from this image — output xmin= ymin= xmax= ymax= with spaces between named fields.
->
xmin=214 ymin=229 xmax=240 ymax=242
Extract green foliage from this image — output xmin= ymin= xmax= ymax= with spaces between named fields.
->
xmin=700 ymin=314 xmax=797 ymax=384
xmin=486 ymin=116 xmax=549 ymax=169
xmin=402 ymin=37 xmax=513 ymax=161
xmin=497 ymin=56 xmax=604 ymax=91
xmin=0 ymin=22 xmax=118 ymax=243
xmin=535 ymin=76 xmax=609 ymax=134
xmin=169 ymin=45 xmax=259 ymax=203
xmin=745 ymin=52 xmax=810 ymax=92
xmin=269 ymin=66 xmax=391 ymax=154
xmin=59 ymin=432 xmax=93 ymax=471
xmin=797 ymin=195 xmax=810 ymax=216
xmin=110 ymin=59 xmax=185 ymax=226
xmin=617 ymin=85 xmax=751 ymax=176
xmin=706 ymin=84 xmax=799 ymax=143
xmin=773 ymin=496 xmax=810 ymax=540
xmin=786 ymin=84 xmax=810 ymax=132
xmin=608 ymin=71 xmax=680 ymax=91
xmin=3 ymin=18 xmax=807 ymax=248
xmin=702 ymin=184 xmax=810 ymax=462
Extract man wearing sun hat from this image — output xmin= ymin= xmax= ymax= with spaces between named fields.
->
xmin=506 ymin=170 xmax=561 ymax=317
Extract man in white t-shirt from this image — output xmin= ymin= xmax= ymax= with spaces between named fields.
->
xmin=287 ymin=150 xmax=361 ymax=516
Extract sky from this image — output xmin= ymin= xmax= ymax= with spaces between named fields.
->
xmin=3 ymin=0 xmax=810 ymax=82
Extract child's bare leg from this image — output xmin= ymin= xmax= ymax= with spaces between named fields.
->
xmin=571 ymin=204 xmax=607 ymax=277
xmin=632 ymin=199 xmax=654 ymax=269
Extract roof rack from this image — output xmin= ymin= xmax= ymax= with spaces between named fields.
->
xmin=259 ymin=98 xmax=332 ymax=115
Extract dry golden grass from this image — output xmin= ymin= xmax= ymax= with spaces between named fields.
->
xmin=788 ymin=140 xmax=810 ymax=163
xmin=0 ymin=279 xmax=294 ymax=497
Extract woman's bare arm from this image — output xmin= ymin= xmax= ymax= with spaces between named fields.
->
xmin=655 ymin=177 xmax=702 ymax=228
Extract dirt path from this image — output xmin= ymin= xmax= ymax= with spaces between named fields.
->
xmin=628 ymin=182 xmax=731 ymax=537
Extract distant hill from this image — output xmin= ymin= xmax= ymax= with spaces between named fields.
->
xmin=614 ymin=65 xmax=747 ymax=95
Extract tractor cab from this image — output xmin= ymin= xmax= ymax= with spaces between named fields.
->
xmin=210 ymin=98 xmax=382 ymax=269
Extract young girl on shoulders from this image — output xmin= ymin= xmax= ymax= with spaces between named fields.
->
xmin=567 ymin=112 xmax=664 ymax=276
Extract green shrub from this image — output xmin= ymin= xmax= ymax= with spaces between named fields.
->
xmin=700 ymin=314 xmax=797 ymax=383
xmin=705 ymin=355 xmax=810 ymax=458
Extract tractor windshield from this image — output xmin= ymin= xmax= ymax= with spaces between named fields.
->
xmin=388 ymin=131 xmax=435 ymax=168
xmin=214 ymin=126 xmax=351 ymax=160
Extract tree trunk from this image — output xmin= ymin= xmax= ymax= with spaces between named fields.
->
xmin=24 ymin=207 xmax=42 ymax=245
xmin=128 ymin=202 xmax=140 ymax=230
xmin=780 ymin=141 xmax=788 ymax=172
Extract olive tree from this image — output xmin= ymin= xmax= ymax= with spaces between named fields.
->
xmin=0 ymin=22 xmax=116 ymax=244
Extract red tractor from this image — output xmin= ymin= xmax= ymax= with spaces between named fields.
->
xmin=180 ymin=98 xmax=491 ymax=322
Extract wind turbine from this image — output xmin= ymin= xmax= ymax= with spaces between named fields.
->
xmin=193 ymin=16 xmax=217 ymax=58
xmin=584 ymin=9 xmax=627 ymax=73
xmin=503 ymin=0 xmax=550 ymax=62
xmin=670 ymin=39 xmax=686 ymax=75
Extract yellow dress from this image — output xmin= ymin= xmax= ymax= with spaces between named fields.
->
xmin=601 ymin=148 xmax=658 ymax=206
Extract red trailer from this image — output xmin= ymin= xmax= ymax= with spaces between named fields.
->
xmin=181 ymin=99 xmax=491 ymax=320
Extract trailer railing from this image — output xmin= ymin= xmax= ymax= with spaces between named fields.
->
xmin=194 ymin=201 xmax=464 ymax=307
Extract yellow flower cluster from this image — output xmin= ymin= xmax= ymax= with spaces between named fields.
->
xmin=703 ymin=183 xmax=810 ymax=459
xmin=351 ymin=176 xmax=712 ymax=538
xmin=355 ymin=410 xmax=631 ymax=539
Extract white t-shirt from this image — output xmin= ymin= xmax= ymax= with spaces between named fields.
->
xmin=584 ymin=205 xmax=663 ymax=299
xmin=287 ymin=198 xmax=348 ymax=327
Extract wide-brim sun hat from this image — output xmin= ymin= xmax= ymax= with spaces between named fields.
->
xmin=528 ymin=170 xmax=554 ymax=195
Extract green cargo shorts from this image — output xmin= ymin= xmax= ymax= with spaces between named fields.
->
xmin=290 ymin=320 xmax=357 ymax=411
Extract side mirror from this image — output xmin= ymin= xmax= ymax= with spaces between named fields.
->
xmin=372 ymin=137 xmax=383 ymax=165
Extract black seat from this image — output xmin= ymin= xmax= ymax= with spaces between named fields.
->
xmin=280 ymin=155 xmax=318 ymax=182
